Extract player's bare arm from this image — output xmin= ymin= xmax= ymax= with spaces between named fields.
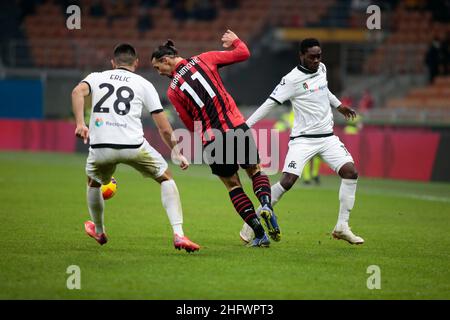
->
xmin=337 ymin=105 xmax=357 ymax=121
xmin=71 ymin=82 xmax=90 ymax=144
xmin=152 ymin=111 xmax=189 ymax=170
xmin=221 ymin=29 xmax=239 ymax=48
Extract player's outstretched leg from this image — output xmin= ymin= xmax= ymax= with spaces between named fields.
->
xmin=229 ymin=187 xmax=270 ymax=247
xmin=332 ymin=179 xmax=364 ymax=244
xmin=85 ymin=179 xmax=108 ymax=245
xmin=260 ymin=205 xmax=281 ymax=242
xmin=243 ymin=181 xmax=287 ymax=243
xmin=250 ymin=170 xmax=281 ymax=242
xmin=251 ymin=171 xmax=272 ymax=207
xmin=160 ymin=178 xmax=200 ymax=253
xmin=333 ymin=164 xmax=364 ymax=245
xmin=241 ymin=181 xmax=288 ymax=243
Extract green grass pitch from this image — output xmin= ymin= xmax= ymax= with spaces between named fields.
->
xmin=0 ymin=151 xmax=449 ymax=299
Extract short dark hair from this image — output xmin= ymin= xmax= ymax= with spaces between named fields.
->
xmin=113 ymin=43 xmax=137 ymax=66
xmin=151 ymin=40 xmax=179 ymax=60
xmin=300 ymin=38 xmax=321 ymax=54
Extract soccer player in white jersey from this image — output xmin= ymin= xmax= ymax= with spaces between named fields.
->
xmin=240 ymin=38 xmax=364 ymax=245
xmin=71 ymin=43 xmax=200 ymax=252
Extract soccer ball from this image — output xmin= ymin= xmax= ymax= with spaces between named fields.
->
xmin=101 ymin=177 xmax=117 ymax=200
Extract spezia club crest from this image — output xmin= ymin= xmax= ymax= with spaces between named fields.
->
xmin=303 ymin=82 xmax=308 ymax=90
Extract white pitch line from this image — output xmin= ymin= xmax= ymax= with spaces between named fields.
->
xmin=291 ymin=184 xmax=450 ymax=203
xmin=363 ymin=191 xmax=450 ymax=203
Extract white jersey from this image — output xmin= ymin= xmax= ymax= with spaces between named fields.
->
xmin=269 ymin=62 xmax=341 ymax=137
xmin=82 ymin=68 xmax=163 ymax=147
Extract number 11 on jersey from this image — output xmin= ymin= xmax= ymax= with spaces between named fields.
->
xmin=179 ymin=71 xmax=216 ymax=108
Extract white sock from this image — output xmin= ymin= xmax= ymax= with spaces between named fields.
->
xmin=337 ymin=179 xmax=357 ymax=230
xmin=87 ymin=186 xmax=105 ymax=234
xmin=271 ymin=182 xmax=287 ymax=207
xmin=161 ymin=180 xmax=184 ymax=237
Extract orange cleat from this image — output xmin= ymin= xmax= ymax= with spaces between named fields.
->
xmin=84 ymin=221 xmax=108 ymax=245
xmin=173 ymin=234 xmax=200 ymax=253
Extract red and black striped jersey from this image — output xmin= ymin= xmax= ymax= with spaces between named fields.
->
xmin=167 ymin=39 xmax=249 ymax=145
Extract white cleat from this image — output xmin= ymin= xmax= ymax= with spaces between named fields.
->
xmin=239 ymin=223 xmax=255 ymax=244
xmin=332 ymin=226 xmax=364 ymax=245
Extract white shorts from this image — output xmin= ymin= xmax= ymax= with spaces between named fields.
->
xmin=282 ymin=135 xmax=354 ymax=176
xmin=85 ymin=139 xmax=168 ymax=184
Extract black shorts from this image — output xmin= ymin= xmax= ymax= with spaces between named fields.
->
xmin=205 ymin=123 xmax=260 ymax=177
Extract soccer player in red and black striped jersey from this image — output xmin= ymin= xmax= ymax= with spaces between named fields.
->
xmin=151 ymin=30 xmax=280 ymax=247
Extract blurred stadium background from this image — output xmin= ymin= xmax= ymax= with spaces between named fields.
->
xmin=1 ymin=0 xmax=449 ymax=182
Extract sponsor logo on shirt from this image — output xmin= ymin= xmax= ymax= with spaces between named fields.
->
xmin=95 ymin=118 xmax=103 ymax=127
xmin=94 ymin=118 xmax=127 ymax=128
xmin=308 ymin=84 xmax=328 ymax=93
xmin=105 ymin=121 xmax=127 ymax=128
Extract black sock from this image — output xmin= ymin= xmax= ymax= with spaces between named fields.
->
xmin=252 ymin=171 xmax=272 ymax=207
xmin=246 ymin=217 xmax=265 ymax=238
xmin=229 ymin=187 xmax=265 ymax=238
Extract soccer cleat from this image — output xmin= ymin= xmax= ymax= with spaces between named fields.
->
xmin=247 ymin=233 xmax=270 ymax=247
xmin=332 ymin=226 xmax=364 ymax=245
xmin=239 ymin=223 xmax=255 ymax=244
xmin=173 ymin=234 xmax=200 ymax=253
xmin=84 ymin=221 xmax=108 ymax=245
xmin=259 ymin=204 xmax=281 ymax=242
